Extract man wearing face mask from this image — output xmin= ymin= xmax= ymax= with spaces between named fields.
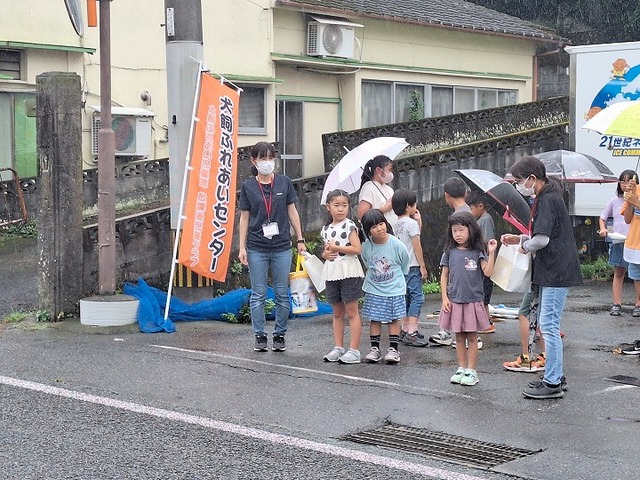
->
xmin=501 ymin=155 xmax=582 ymax=400
xmin=238 ymin=142 xmax=306 ymax=353
xmin=357 ymin=155 xmax=398 ymax=228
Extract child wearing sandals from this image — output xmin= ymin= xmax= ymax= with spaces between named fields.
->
xmin=321 ymin=190 xmax=365 ymax=364
xmin=360 ymin=209 xmax=410 ymax=364
xmin=439 ymin=212 xmax=497 ymax=385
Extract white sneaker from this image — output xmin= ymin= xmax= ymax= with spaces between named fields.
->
xmin=429 ymin=330 xmax=452 ymax=346
xmin=365 ymin=346 xmax=382 ymax=363
xmin=338 ymin=349 xmax=361 ymax=364
xmin=323 ymin=346 xmax=345 ymax=362
xmin=384 ymin=347 xmax=401 ymax=364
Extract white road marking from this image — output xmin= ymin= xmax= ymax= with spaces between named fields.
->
xmin=597 ymin=384 xmax=638 ymax=394
xmin=1 ymin=374 xmax=483 ymax=480
xmin=149 ymin=344 xmax=475 ymax=399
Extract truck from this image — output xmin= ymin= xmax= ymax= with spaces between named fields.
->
xmin=566 ymin=41 xmax=640 ymax=217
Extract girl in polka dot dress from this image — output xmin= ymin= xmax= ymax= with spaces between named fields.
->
xmin=321 ymin=189 xmax=365 ymax=364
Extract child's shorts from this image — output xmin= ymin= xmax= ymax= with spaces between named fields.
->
xmin=325 ymin=276 xmax=364 ymax=304
xmin=362 ymin=293 xmax=405 ymax=322
xmin=608 ymin=243 xmax=629 ymax=269
xmin=405 ymin=266 xmax=425 ymax=318
xmin=518 ymin=290 xmax=534 ymax=317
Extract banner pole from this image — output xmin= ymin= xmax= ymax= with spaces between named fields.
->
xmin=164 ymin=62 xmax=205 ymax=321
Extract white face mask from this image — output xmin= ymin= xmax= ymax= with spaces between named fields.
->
xmin=256 ymin=160 xmax=275 ymax=176
xmin=515 ymin=176 xmax=535 ymax=196
xmin=381 ymin=171 xmax=394 ymax=184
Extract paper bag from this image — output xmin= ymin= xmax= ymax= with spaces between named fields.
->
xmin=290 ymin=255 xmax=318 ymax=314
xmin=301 ymin=253 xmax=326 ymax=293
xmin=490 ymin=244 xmax=531 ymax=293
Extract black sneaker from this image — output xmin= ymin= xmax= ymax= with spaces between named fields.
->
xmin=529 ymin=375 xmax=568 ymax=391
xmin=254 ymin=334 xmax=268 ymax=352
xmin=272 ymin=334 xmax=286 ymax=352
xmin=522 ymin=380 xmax=564 ymax=399
xmin=621 ymin=340 xmax=640 ymax=355
xmin=610 ymin=304 xmax=622 ymax=316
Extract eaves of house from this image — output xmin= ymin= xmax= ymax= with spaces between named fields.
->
xmin=276 ymin=0 xmax=568 ymax=45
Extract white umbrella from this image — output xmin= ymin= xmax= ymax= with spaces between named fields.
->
xmin=582 ymin=100 xmax=640 ymax=139
xmin=320 ymin=136 xmax=409 ymax=204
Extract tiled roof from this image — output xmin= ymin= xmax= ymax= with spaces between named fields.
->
xmin=276 ymin=0 xmax=566 ymax=44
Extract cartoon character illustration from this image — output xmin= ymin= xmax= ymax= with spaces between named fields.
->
xmin=464 ymin=256 xmax=478 ymax=271
xmin=611 ymin=58 xmax=630 ymax=78
xmin=373 ymin=256 xmax=391 ymax=276
xmin=585 ymin=106 xmax=602 ymax=121
xmin=584 ymin=61 xmax=640 ymax=120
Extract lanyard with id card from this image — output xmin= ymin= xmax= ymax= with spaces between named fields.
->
xmin=258 ymin=178 xmax=279 ymax=239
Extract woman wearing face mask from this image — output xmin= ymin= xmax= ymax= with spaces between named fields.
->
xmin=357 ymin=155 xmax=398 ymax=228
xmin=501 ymin=155 xmax=582 ymax=400
xmin=238 ymin=142 xmax=306 ymax=353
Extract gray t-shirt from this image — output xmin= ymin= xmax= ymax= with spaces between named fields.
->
xmin=477 ymin=211 xmax=496 ymax=242
xmin=440 ymin=247 xmax=486 ymax=303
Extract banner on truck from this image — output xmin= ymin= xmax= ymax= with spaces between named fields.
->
xmin=178 ymin=73 xmax=239 ymax=281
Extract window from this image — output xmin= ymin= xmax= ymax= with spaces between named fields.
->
xmin=0 ymin=50 xmax=21 ymax=80
xmin=361 ymin=82 xmax=392 ymax=128
xmin=454 ymin=88 xmax=475 ymax=114
xmin=276 ymin=100 xmax=303 ymax=179
xmin=432 ymin=86 xmax=453 ymax=117
xmin=395 ymin=84 xmax=426 ymax=123
xmin=238 ymin=85 xmax=266 ymax=134
xmin=362 ymin=80 xmax=518 ymax=127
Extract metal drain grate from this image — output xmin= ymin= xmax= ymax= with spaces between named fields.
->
xmin=341 ymin=423 xmax=542 ymax=469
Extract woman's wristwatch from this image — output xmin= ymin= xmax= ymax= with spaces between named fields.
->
xmin=297 ymin=239 xmax=306 ymax=244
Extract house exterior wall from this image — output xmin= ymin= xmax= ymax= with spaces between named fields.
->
xmin=1 ymin=0 xmax=543 ymax=177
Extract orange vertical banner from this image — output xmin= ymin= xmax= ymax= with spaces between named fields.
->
xmin=87 ymin=0 xmax=97 ymax=27
xmin=178 ymin=73 xmax=239 ymax=281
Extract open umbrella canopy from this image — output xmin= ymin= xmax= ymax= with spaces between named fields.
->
xmin=582 ymin=100 xmax=640 ymax=139
xmin=455 ymin=169 xmax=530 ymax=234
xmin=533 ymin=149 xmax=617 ymax=183
xmin=321 ymin=137 xmax=409 ymax=204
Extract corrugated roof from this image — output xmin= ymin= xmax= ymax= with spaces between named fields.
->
xmin=276 ymin=0 xmax=566 ymax=44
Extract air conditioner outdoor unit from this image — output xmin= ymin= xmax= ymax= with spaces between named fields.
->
xmin=91 ymin=108 xmax=154 ymax=157
xmin=307 ymin=21 xmax=357 ymax=59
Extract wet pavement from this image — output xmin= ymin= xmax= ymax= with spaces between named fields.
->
xmin=2 ymin=238 xmax=640 ymax=479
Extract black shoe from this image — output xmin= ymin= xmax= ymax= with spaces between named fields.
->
xmin=610 ymin=304 xmax=622 ymax=316
xmin=402 ymin=331 xmax=429 ymax=347
xmin=529 ymin=375 xmax=568 ymax=391
xmin=254 ymin=334 xmax=268 ymax=352
xmin=522 ymin=380 xmax=564 ymax=399
xmin=272 ymin=334 xmax=286 ymax=352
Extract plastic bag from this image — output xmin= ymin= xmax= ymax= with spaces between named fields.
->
xmin=490 ymin=244 xmax=531 ymax=293
xmin=289 ymin=254 xmax=318 ymax=314
xmin=301 ymin=252 xmax=326 ymax=293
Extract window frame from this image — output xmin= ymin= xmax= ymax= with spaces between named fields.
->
xmin=237 ymin=84 xmax=267 ymax=135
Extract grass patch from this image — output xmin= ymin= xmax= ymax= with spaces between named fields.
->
xmin=580 ymin=256 xmax=612 ymax=282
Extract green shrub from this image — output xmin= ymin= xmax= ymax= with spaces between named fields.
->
xmin=580 ymin=256 xmax=612 ymax=281
xmin=422 ymin=274 xmax=441 ymax=294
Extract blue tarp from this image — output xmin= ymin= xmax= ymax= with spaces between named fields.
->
xmin=123 ymin=278 xmax=333 ymax=333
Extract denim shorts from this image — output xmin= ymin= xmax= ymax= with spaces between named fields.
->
xmin=628 ymin=262 xmax=640 ymax=281
xmin=608 ymin=242 xmax=628 ymax=269
xmin=405 ymin=266 xmax=425 ymax=318
xmin=325 ymin=276 xmax=364 ymax=304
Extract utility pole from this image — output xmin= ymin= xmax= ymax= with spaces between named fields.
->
xmin=164 ymin=0 xmax=203 ymax=229
xmin=98 ymin=0 xmax=116 ymax=295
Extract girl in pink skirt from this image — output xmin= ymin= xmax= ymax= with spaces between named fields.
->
xmin=439 ymin=211 xmax=497 ymax=386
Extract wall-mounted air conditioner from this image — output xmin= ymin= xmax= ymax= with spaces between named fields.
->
xmin=91 ymin=107 xmax=155 ymax=157
xmin=307 ymin=17 xmax=363 ymax=59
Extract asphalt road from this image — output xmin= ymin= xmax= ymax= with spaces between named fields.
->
xmin=1 ymin=238 xmax=640 ymax=479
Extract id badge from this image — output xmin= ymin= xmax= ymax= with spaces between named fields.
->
xmin=262 ymin=222 xmax=279 ymax=239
